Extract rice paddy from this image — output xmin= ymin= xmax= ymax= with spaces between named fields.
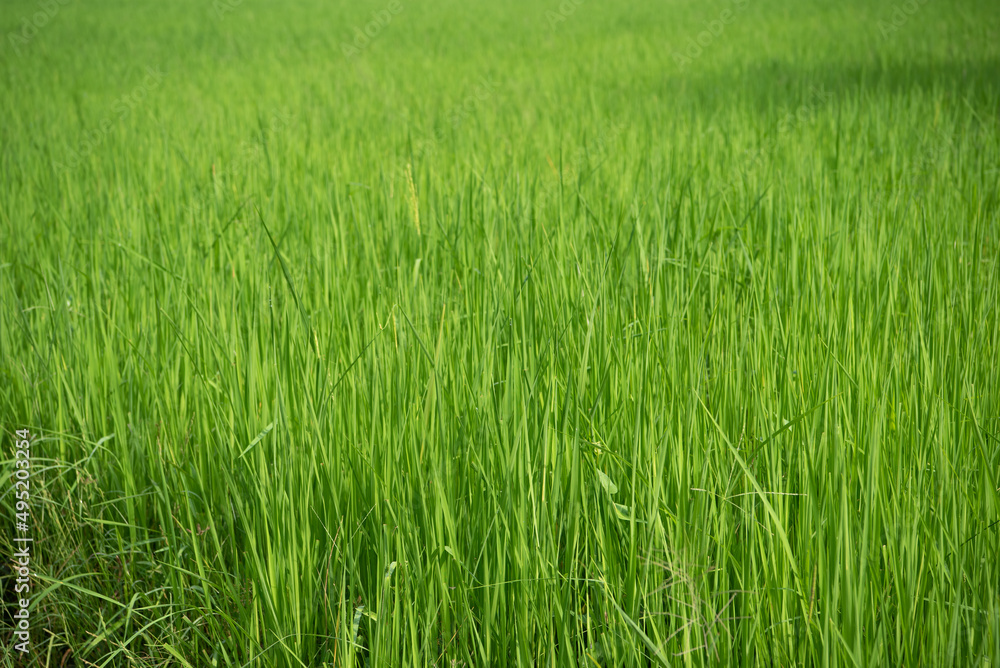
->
xmin=1 ymin=0 xmax=999 ymax=665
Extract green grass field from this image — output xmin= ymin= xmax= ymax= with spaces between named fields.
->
xmin=2 ymin=0 xmax=999 ymax=665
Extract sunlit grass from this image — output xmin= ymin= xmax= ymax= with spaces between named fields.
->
xmin=1 ymin=0 xmax=999 ymax=665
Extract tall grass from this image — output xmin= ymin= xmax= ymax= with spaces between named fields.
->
xmin=1 ymin=0 xmax=998 ymax=665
